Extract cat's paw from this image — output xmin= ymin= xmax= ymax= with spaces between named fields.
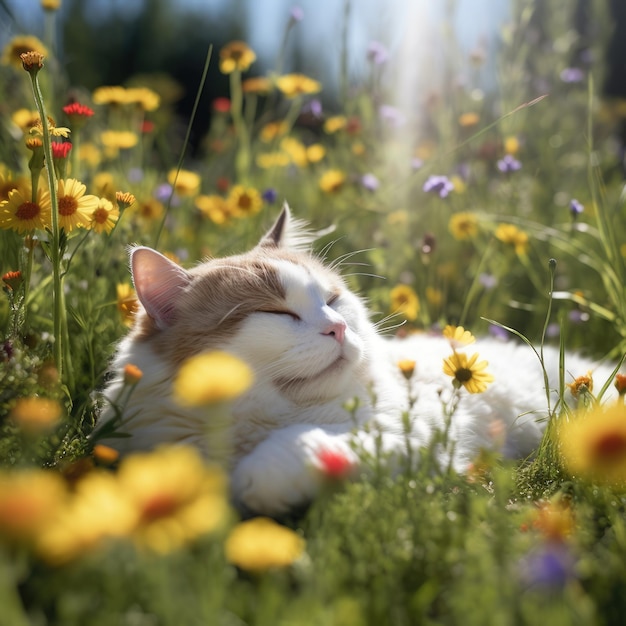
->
xmin=230 ymin=426 xmax=358 ymax=517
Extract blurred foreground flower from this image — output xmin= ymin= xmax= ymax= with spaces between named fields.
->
xmin=225 ymin=517 xmax=305 ymax=572
xmin=559 ymin=403 xmax=626 ymax=486
xmin=316 ymin=447 xmax=356 ymax=480
xmin=276 ymin=73 xmax=322 ymax=98
xmin=219 ymin=41 xmax=256 ymax=74
xmin=449 ymin=212 xmax=478 ymax=240
xmin=494 ymin=223 xmax=529 ymax=255
xmin=116 ymin=283 xmax=139 ymax=326
xmin=443 ymin=351 xmax=494 ymax=394
xmin=10 ymin=397 xmax=62 ymax=433
xmin=443 ymin=325 xmax=476 ymax=349
xmin=423 ymin=175 xmax=454 ymax=198
xmin=173 ymin=351 xmax=253 ymax=407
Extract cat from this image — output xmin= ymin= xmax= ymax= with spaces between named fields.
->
xmin=98 ymin=205 xmax=617 ymax=516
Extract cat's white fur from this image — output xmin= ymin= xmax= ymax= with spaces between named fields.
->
xmin=99 ymin=205 xmax=616 ymax=516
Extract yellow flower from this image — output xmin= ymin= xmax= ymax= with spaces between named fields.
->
xmin=78 ymin=142 xmax=102 ymax=169
xmin=167 ymin=168 xmax=201 ymax=197
xmin=390 ymin=285 xmax=420 ymax=321
xmin=225 ymin=517 xmax=305 ymax=572
xmin=504 ymin=135 xmax=520 ymax=155
xmin=125 ymin=86 xmax=160 ymax=111
xmin=41 ymin=0 xmax=61 ymax=10
xmin=449 ymin=212 xmax=479 ymax=240
xmin=92 ymin=86 xmax=129 ymax=106
xmin=398 ymin=359 xmax=416 ymax=380
xmin=443 ymin=351 xmax=494 ymax=394
xmin=260 ymin=121 xmax=289 ymax=142
xmin=443 ymin=325 xmax=476 ymax=349
xmin=531 ymin=500 xmax=574 ymax=542
xmin=276 ymin=73 xmax=322 ymax=98
xmin=117 ymin=283 xmax=139 ymax=326
xmin=567 ymin=371 xmax=593 ymax=398
xmin=117 ymin=446 xmax=228 ymax=554
xmin=425 ymin=286 xmax=443 ymax=308
xmin=89 ymin=197 xmax=119 ymax=234
xmin=56 ymin=178 xmax=100 ymax=232
xmin=37 ymin=471 xmax=137 ymax=565
xmin=10 ymin=397 xmax=62 ymax=433
xmin=306 ymin=143 xmax=325 ymax=163
xmin=173 ymin=351 xmax=253 ymax=406
xmin=319 ymin=169 xmax=346 ymax=193
xmin=93 ymin=171 xmax=116 ymax=199
xmin=100 ymin=130 xmax=139 ymax=151
xmin=458 ymin=112 xmax=480 ymax=127
xmin=133 ymin=197 xmax=164 ymax=221
xmin=227 ymin=185 xmax=263 ymax=218
xmin=219 ymin=41 xmax=256 ymax=74
xmin=280 ymin=137 xmax=308 ymax=167
xmin=494 ymin=223 xmax=529 ymax=255
xmin=559 ymin=403 xmax=626 ymax=486
xmin=28 ymin=116 xmax=71 ymax=138
xmin=256 ymin=152 xmax=291 ymax=169
xmin=195 ymin=194 xmax=232 ymax=224
xmin=11 ymin=108 xmax=40 ymax=133
xmin=324 ymin=116 xmax=347 ymax=134
xmin=242 ymin=76 xmax=273 ymax=94
xmin=1 ymin=35 xmax=48 ymax=68
xmin=0 ymin=169 xmax=27 ymax=202
xmin=0 ymin=186 xmax=52 ymax=233
xmin=0 ymin=470 xmax=67 ymax=543
xmin=115 ymin=191 xmax=136 ymax=211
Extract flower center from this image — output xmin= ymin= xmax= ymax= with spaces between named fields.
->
xmin=140 ymin=493 xmax=181 ymax=522
xmin=238 ymin=193 xmax=252 ymax=210
xmin=92 ymin=208 xmax=108 ymax=224
xmin=58 ymin=196 xmax=78 ymax=216
xmin=592 ymin=432 xmax=626 ymax=462
xmin=15 ymin=201 xmax=40 ymax=220
xmin=455 ymin=368 xmax=473 ymax=383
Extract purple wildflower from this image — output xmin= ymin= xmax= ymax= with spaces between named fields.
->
xmin=520 ymin=543 xmax=576 ymax=589
xmin=289 ymin=6 xmax=304 ymax=22
xmin=569 ymin=198 xmax=584 ymax=218
xmin=262 ymin=188 xmax=278 ymax=204
xmin=423 ymin=175 xmax=454 ymax=198
xmin=154 ymin=183 xmax=180 ymax=207
xmin=367 ymin=41 xmax=389 ymax=65
xmin=560 ymin=67 xmax=585 ymax=83
xmin=361 ymin=173 xmax=380 ymax=192
xmin=488 ymin=324 xmax=509 ymax=341
xmin=303 ymin=99 xmax=323 ymax=118
xmin=497 ymin=154 xmax=522 ymax=173
xmin=479 ymin=273 xmax=498 ymax=290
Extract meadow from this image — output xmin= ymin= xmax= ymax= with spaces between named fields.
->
xmin=2 ymin=0 xmax=626 ymax=624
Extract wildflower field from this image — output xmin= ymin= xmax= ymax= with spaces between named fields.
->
xmin=3 ymin=0 xmax=626 ymax=624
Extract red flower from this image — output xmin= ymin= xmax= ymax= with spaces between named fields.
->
xmin=51 ymin=142 xmax=72 ymax=159
xmin=62 ymin=102 xmax=94 ymax=118
xmin=141 ymin=120 xmax=155 ymax=133
xmin=212 ymin=97 xmax=231 ymax=113
xmin=317 ymin=448 xmax=355 ymax=480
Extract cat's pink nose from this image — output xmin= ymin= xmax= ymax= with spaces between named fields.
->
xmin=322 ymin=321 xmax=346 ymax=344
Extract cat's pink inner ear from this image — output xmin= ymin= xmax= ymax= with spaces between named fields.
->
xmin=130 ymin=247 xmax=191 ymax=329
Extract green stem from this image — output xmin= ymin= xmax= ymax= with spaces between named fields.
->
xmin=28 ymin=71 xmax=63 ymax=381
xmin=230 ymin=69 xmax=250 ymax=182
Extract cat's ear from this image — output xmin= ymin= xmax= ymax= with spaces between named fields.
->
xmin=258 ymin=202 xmax=318 ymax=251
xmin=130 ymin=246 xmax=191 ymax=329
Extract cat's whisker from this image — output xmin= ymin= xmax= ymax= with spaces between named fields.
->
xmin=342 ymin=272 xmax=387 ymax=281
xmin=217 ymin=303 xmax=244 ymax=326
xmin=328 ymin=248 xmax=375 ymax=271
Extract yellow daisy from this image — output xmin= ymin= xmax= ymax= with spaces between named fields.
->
xmin=125 ymin=87 xmax=161 ymax=111
xmin=390 ymin=284 xmax=420 ymax=321
xmin=89 ymin=197 xmax=119 ymax=234
xmin=494 ymin=223 xmax=529 ymax=255
xmin=100 ymin=130 xmax=139 ymax=151
xmin=167 ymin=168 xmax=201 ymax=197
xmin=219 ymin=41 xmax=256 ymax=74
xmin=443 ymin=351 xmax=494 ymax=394
xmin=0 ymin=169 xmax=28 ymax=202
xmin=195 ymin=194 xmax=232 ymax=224
xmin=1 ymin=35 xmax=48 ymax=68
xmin=227 ymin=185 xmax=263 ymax=218
xmin=116 ymin=283 xmax=139 ymax=326
xmin=56 ymin=178 xmax=99 ymax=232
xmin=443 ymin=325 xmax=476 ymax=349
xmin=559 ymin=403 xmax=626 ymax=486
xmin=276 ymin=73 xmax=322 ymax=98
xmin=92 ymin=86 xmax=129 ymax=106
xmin=449 ymin=212 xmax=479 ymax=240
xmin=225 ymin=517 xmax=305 ymax=572
xmin=319 ymin=169 xmax=346 ymax=193
xmin=0 ymin=187 xmax=51 ymax=233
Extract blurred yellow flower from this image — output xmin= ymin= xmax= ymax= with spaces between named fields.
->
xmin=56 ymin=178 xmax=99 ymax=232
xmin=494 ymin=223 xmax=529 ymax=255
xmin=167 ymin=168 xmax=201 ymax=197
xmin=260 ymin=121 xmax=289 ymax=142
xmin=10 ymin=397 xmax=62 ymax=433
xmin=443 ymin=325 xmax=476 ymax=349
xmin=458 ymin=112 xmax=480 ymax=127
xmin=41 ymin=0 xmax=61 ymax=10
xmin=306 ymin=143 xmax=326 ymax=163
xmin=92 ymin=85 xmax=129 ymax=106
xmin=449 ymin=212 xmax=478 ymax=240
xmin=559 ymin=403 xmax=626 ymax=486
xmin=276 ymin=73 xmax=322 ymax=98
xmin=11 ymin=108 xmax=40 ymax=133
xmin=117 ymin=283 xmax=139 ymax=326
xmin=1 ymin=35 xmax=48 ymax=68
xmin=0 ymin=186 xmax=52 ymax=233
xmin=398 ymin=359 xmax=416 ymax=380
xmin=443 ymin=351 xmax=494 ymax=394
xmin=219 ymin=41 xmax=256 ymax=74
xmin=100 ymin=130 xmax=139 ymax=151
xmin=324 ymin=116 xmax=347 ymax=134
xmin=117 ymin=446 xmax=228 ymax=554
xmin=89 ymin=197 xmax=119 ymax=234
xmin=0 ymin=169 xmax=27 ymax=202
xmin=195 ymin=194 xmax=232 ymax=224
xmin=78 ymin=142 xmax=102 ymax=169
xmin=504 ymin=135 xmax=520 ymax=155
xmin=425 ymin=286 xmax=443 ymax=308
xmin=227 ymin=185 xmax=263 ymax=217
xmin=225 ymin=517 xmax=305 ymax=572
xmin=133 ymin=197 xmax=164 ymax=221
xmin=319 ymin=169 xmax=346 ymax=193
xmin=242 ymin=76 xmax=273 ymax=94
xmin=93 ymin=171 xmax=116 ymax=199
xmin=531 ymin=500 xmax=574 ymax=542
xmin=125 ymin=86 xmax=160 ymax=111
xmin=280 ymin=137 xmax=308 ymax=167
xmin=0 ymin=470 xmax=67 ymax=543
xmin=173 ymin=351 xmax=253 ymax=406
xmin=256 ymin=152 xmax=291 ymax=169
xmin=390 ymin=285 xmax=420 ymax=321
xmin=450 ymin=175 xmax=466 ymax=194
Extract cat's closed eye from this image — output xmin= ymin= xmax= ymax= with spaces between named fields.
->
xmin=258 ymin=309 xmax=301 ymax=321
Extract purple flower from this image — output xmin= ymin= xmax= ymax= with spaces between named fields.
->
xmin=303 ymin=98 xmax=323 ymax=118
xmin=379 ymin=105 xmax=406 ymax=128
xmin=262 ymin=188 xmax=278 ymax=204
xmin=520 ymin=544 xmax=575 ymax=589
xmin=497 ymin=154 xmax=522 ymax=173
xmin=569 ymin=198 xmax=584 ymax=218
xmin=289 ymin=6 xmax=304 ymax=22
xmin=560 ymin=67 xmax=585 ymax=83
xmin=479 ymin=273 xmax=498 ymax=290
xmin=423 ymin=175 xmax=454 ymax=198
xmin=361 ymin=173 xmax=379 ymax=192
xmin=367 ymin=41 xmax=389 ymax=65
xmin=488 ymin=324 xmax=509 ymax=341
xmin=154 ymin=183 xmax=180 ymax=206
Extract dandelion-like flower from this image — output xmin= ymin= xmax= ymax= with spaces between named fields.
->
xmin=390 ymin=284 xmax=420 ymax=321
xmin=167 ymin=168 xmax=201 ymax=197
xmin=276 ymin=73 xmax=322 ymax=98
xmin=56 ymin=178 xmax=99 ymax=232
xmin=173 ymin=351 xmax=254 ymax=406
xmin=423 ymin=175 xmax=454 ymax=198
xmin=219 ymin=41 xmax=256 ymax=74
xmin=0 ymin=186 xmax=51 ymax=233
xmin=226 ymin=185 xmax=263 ymax=218
xmin=494 ymin=223 xmax=529 ymax=255
xmin=443 ymin=325 xmax=476 ymax=349
xmin=449 ymin=212 xmax=479 ymax=240
xmin=319 ymin=169 xmax=346 ymax=193
xmin=225 ymin=517 xmax=305 ymax=572
xmin=559 ymin=403 xmax=626 ymax=485
xmin=443 ymin=351 xmax=494 ymax=394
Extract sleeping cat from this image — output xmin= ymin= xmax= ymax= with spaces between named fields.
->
xmin=98 ymin=205 xmax=616 ymax=516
